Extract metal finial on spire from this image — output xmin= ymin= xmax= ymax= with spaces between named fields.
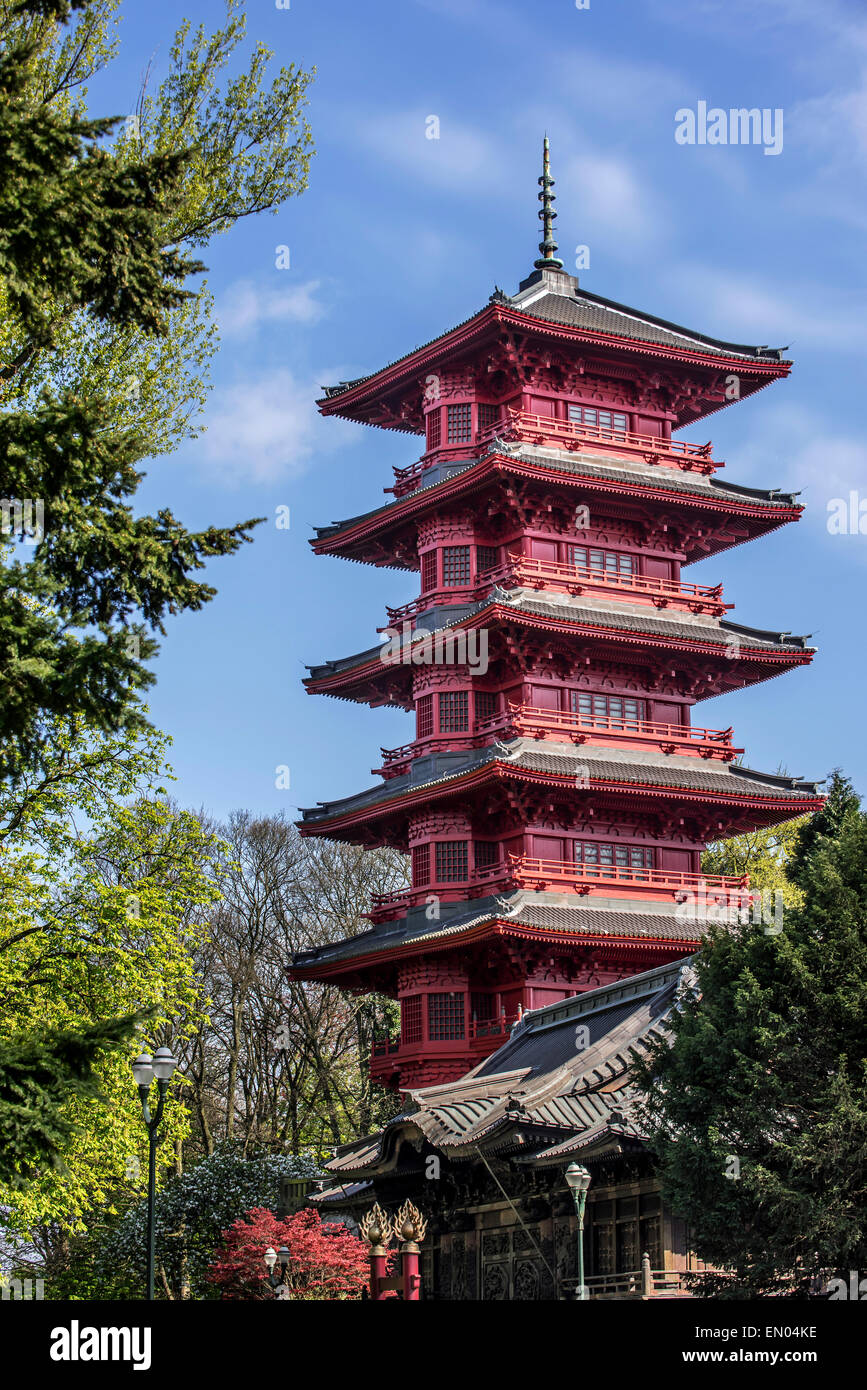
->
xmin=534 ymin=135 xmax=563 ymax=271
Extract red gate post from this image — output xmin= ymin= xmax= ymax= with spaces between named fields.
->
xmin=394 ymin=1201 xmax=427 ymax=1302
xmin=359 ymin=1204 xmax=391 ymax=1299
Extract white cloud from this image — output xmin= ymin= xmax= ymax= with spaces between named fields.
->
xmin=664 ymin=263 xmax=867 ymax=352
xmin=349 ymin=111 xmax=509 ymax=195
xmin=559 ymin=151 xmax=666 ymax=251
xmin=732 ymin=402 xmax=866 ymax=514
xmin=217 ymin=279 xmax=325 ymax=337
xmin=197 ymin=369 xmax=357 ymax=485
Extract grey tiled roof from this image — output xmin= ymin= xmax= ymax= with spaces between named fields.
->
xmin=298 ymin=736 xmax=820 ymax=826
xmin=507 ymin=282 xmax=787 ymax=363
xmin=323 ymin=958 xmax=693 ymax=1173
xmin=312 ymin=443 xmax=800 ymax=545
xmin=305 ymin=587 xmax=813 ymax=683
xmin=292 ymin=889 xmax=706 ymax=971
xmin=321 ymin=272 xmax=787 ymax=402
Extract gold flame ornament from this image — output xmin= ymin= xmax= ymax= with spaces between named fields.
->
xmin=393 ymin=1200 xmax=427 ymax=1250
xmin=359 ymin=1203 xmax=390 ymax=1254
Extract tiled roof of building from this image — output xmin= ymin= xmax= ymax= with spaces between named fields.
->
xmin=298 ymin=736 xmax=821 ymax=827
xmin=320 ymin=268 xmax=788 ymax=404
xmin=323 ymin=958 xmax=693 ymax=1174
xmin=312 ymin=443 xmax=801 ymax=546
xmin=305 ymin=588 xmax=813 ymax=684
xmin=505 ymin=277 xmax=788 ymax=363
xmin=291 ymin=889 xmax=707 ymax=972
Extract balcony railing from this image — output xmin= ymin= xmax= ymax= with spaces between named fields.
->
xmin=371 ymin=1013 xmax=520 ymax=1064
xmin=376 ymin=706 xmax=740 ymax=776
xmin=509 ymin=557 xmax=730 ymax=616
xmin=508 ymin=703 xmax=741 ymax=761
xmin=511 ymin=855 xmax=749 ymax=902
xmin=486 ymin=410 xmax=719 ymax=472
xmin=365 ymin=863 xmax=511 ymax=922
xmin=562 ymin=1265 xmax=696 ymax=1300
xmin=365 ymin=857 xmax=749 ymax=920
xmin=387 ymin=412 xmax=719 ymax=496
xmin=379 ymin=556 xmax=728 ymax=636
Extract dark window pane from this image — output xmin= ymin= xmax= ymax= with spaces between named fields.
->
xmin=442 ymin=545 xmax=471 ymax=586
xmin=428 ymin=991 xmax=465 ymax=1040
xmin=435 ymin=840 xmax=468 ymax=882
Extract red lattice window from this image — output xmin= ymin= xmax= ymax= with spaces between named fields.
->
xmin=412 ymin=843 xmax=430 ymax=886
xmin=475 ymin=690 xmax=499 ymax=725
xmin=477 ymin=403 xmax=499 ymax=435
xmin=401 ymin=995 xmax=423 ymax=1045
xmin=442 ymin=545 xmax=470 ymax=586
xmin=426 ymin=410 xmax=441 ymax=451
xmin=428 ymin=991 xmax=465 ymax=1040
xmin=421 ymin=550 xmax=438 ymax=592
xmin=447 ymin=403 xmax=472 ymax=443
xmin=416 ymin=694 xmax=434 ymax=740
xmin=435 ymin=840 xmax=468 ymax=882
xmin=474 ymin=841 xmax=499 ymax=871
xmin=476 ymin=544 xmax=499 ymax=574
xmin=438 ymin=690 xmax=468 ymax=732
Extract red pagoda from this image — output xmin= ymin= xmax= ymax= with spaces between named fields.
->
xmin=290 ymin=139 xmax=821 ymax=1091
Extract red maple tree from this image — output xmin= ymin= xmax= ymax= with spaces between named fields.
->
xmin=208 ymin=1206 xmax=370 ymax=1300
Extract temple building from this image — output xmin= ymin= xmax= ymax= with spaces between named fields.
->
xmin=313 ymin=959 xmax=711 ymax=1300
xmin=290 ymin=139 xmax=821 ymax=1096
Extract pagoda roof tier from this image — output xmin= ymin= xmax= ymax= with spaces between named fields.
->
xmin=310 ymin=444 xmax=803 ymax=568
xmin=318 ymin=266 xmax=789 ymax=433
xmin=297 ymin=738 xmax=822 ymax=843
xmin=290 ymin=891 xmax=705 ymax=985
xmin=304 ymin=588 xmax=815 ymax=706
xmin=319 ymin=958 xmax=689 ymax=1174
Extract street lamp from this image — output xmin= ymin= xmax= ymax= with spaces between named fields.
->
xmin=132 ymin=1047 xmax=178 ymax=1301
xmin=263 ymin=1244 xmax=292 ymax=1299
xmin=565 ymin=1162 xmax=592 ymax=1301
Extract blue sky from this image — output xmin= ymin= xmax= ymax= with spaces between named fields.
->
xmin=91 ymin=0 xmax=866 ymax=822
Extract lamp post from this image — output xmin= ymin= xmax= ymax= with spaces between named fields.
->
xmin=131 ymin=1047 xmax=178 ymax=1301
xmin=263 ymin=1245 xmax=292 ymax=1299
xmin=565 ymin=1162 xmax=592 ymax=1301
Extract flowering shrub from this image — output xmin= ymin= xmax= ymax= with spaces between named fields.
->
xmin=95 ymin=1146 xmax=323 ymax=1299
xmin=209 ymin=1206 xmax=369 ymax=1300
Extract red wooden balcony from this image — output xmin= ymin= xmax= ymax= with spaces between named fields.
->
xmin=364 ymin=856 xmax=750 ymax=921
xmin=387 ymin=412 xmax=720 ymax=496
xmin=487 ymin=409 xmax=720 ymax=473
xmin=511 ymin=855 xmax=750 ymax=904
xmin=509 ymin=557 xmax=731 ymax=617
xmin=375 ymin=706 xmax=740 ymax=777
xmin=380 ymin=557 xmax=728 ymax=634
xmin=365 ymin=863 xmax=511 ymax=923
xmin=508 ymin=703 xmax=741 ymax=762
xmin=374 ymin=730 xmax=509 ymax=779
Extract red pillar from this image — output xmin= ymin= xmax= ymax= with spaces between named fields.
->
xmin=401 ymin=1248 xmax=420 ymax=1301
xmin=370 ymin=1250 xmax=388 ymax=1300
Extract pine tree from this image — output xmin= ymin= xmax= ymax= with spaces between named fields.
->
xmin=0 ymin=0 xmax=313 ymax=777
xmin=635 ymin=773 xmax=867 ymax=1296
xmin=0 ymin=1014 xmax=139 ymax=1189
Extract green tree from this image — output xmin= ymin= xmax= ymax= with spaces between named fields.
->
xmin=0 ymin=1014 xmax=139 ymax=1190
xmin=702 ymin=815 xmax=808 ymax=908
xmin=0 ymin=717 xmax=221 ymax=1237
xmin=0 ymin=0 xmax=314 ymax=776
xmin=87 ymin=1147 xmax=323 ymax=1301
xmin=635 ymin=773 xmax=867 ymax=1296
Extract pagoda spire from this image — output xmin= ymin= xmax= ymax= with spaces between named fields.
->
xmin=534 ymin=134 xmax=564 ymax=271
